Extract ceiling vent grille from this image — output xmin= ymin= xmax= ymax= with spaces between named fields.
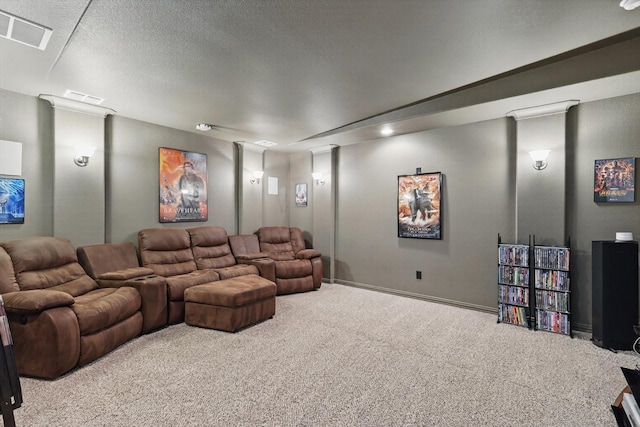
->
xmin=64 ymin=90 xmax=104 ymax=105
xmin=0 ymin=10 xmax=52 ymax=50
xmin=254 ymin=140 xmax=278 ymax=147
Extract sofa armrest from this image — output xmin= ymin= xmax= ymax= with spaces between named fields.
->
xmin=237 ymin=258 xmax=275 ymax=282
xmin=98 ymin=267 xmax=155 ymax=280
xmin=235 ymin=252 xmax=269 ymax=261
xmin=2 ymin=290 xmax=75 ymax=314
xmin=296 ymin=249 xmax=321 ymax=260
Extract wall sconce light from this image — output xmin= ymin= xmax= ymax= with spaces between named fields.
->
xmin=312 ymin=172 xmax=325 ymax=186
xmin=529 ymin=150 xmax=551 ymax=171
xmin=74 ymin=146 xmax=96 ymax=167
xmin=250 ymin=170 xmax=264 ymax=184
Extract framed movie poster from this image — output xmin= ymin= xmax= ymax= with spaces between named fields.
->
xmin=594 ymin=157 xmax=635 ymax=203
xmin=398 ymin=172 xmax=442 ymax=239
xmin=159 ymin=147 xmax=208 ymax=223
xmin=0 ymin=178 xmax=25 ymax=224
xmin=295 ymin=183 xmax=308 ymax=207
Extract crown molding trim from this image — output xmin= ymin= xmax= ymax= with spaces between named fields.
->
xmin=38 ymin=95 xmax=116 ymax=118
xmin=235 ymin=141 xmax=266 ymax=153
xmin=310 ymin=145 xmax=338 ymax=154
xmin=506 ymin=100 xmax=580 ymax=121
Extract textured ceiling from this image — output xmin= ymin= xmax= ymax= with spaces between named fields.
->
xmin=1 ymin=0 xmax=639 ymax=152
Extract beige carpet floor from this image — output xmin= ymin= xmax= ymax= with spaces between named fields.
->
xmin=12 ymin=283 xmax=638 ymax=426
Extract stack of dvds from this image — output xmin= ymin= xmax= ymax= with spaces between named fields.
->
xmin=534 ymin=269 xmax=570 ymax=291
xmin=499 ymin=244 xmax=529 ymax=267
xmin=499 ymin=284 xmax=529 ymax=305
xmin=534 ymin=246 xmax=570 ymax=271
xmin=498 ymin=265 xmax=529 ymax=286
xmin=497 ymin=243 xmax=531 ymax=328
xmin=535 ymin=289 xmax=569 ymax=312
xmin=536 ymin=310 xmax=570 ymax=335
xmin=533 ymin=245 xmax=571 ymax=336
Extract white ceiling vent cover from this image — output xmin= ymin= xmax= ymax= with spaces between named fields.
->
xmin=0 ymin=10 xmax=52 ymax=50
xmin=64 ymin=90 xmax=104 ymax=105
xmin=254 ymin=140 xmax=278 ymax=147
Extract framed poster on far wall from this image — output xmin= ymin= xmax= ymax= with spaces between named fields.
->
xmin=398 ymin=172 xmax=442 ymax=239
xmin=159 ymin=147 xmax=208 ymax=223
xmin=0 ymin=178 xmax=25 ymax=224
xmin=295 ymin=183 xmax=308 ymax=207
xmin=594 ymin=157 xmax=635 ymax=203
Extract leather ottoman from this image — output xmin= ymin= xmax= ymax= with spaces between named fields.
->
xmin=184 ymin=274 xmax=276 ymax=332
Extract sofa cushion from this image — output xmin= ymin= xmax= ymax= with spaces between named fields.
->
xmin=2 ymin=237 xmax=77 ymax=273
xmin=228 ymin=234 xmax=262 ymax=257
xmin=98 ymin=267 xmax=155 ymax=280
xmin=1 ymin=237 xmax=99 ymax=295
xmin=138 ymin=228 xmax=197 ymax=276
xmin=184 ymin=275 xmax=276 ymax=308
xmin=257 ymin=226 xmax=296 ymax=261
xmin=0 ymin=246 xmax=19 ymax=293
xmin=72 ymin=287 xmax=141 ymax=335
xmin=289 ymin=227 xmax=307 ymax=254
xmin=77 ymin=242 xmax=143 ymax=279
xmin=165 ymin=269 xmax=220 ymax=301
xmin=188 ymin=226 xmax=237 ymax=270
xmin=215 ymin=264 xmax=259 ymax=279
xmin=274 ymin=259 xmax=313 ymax=279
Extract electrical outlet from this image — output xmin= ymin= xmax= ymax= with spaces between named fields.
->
xmin=416 ymin=271 xmax=422 ymax=280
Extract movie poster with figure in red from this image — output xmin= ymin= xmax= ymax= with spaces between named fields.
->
xmin=594 ymin=157 xmax=635 ymax=203
xmin=398 ymin=172 xmax=442 ymax=239
xmin=159 ymin=147 xmax=208 ymax=222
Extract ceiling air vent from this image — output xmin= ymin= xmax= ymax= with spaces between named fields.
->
xmin=254 ymin=140 xmax=278 ymax=147
xmin=0 ymin=10 xmax=52 ymax=50
xmin=63 ymin=90 xmax=104 ymax=105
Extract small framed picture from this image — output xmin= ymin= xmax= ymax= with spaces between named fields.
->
xmin=0 ymin=178 xmax=25 ymax=224
xmin=295 ymin=183 xmax=308 ymax=207
xmin=594 ymin=157 xmax=635 ymax=203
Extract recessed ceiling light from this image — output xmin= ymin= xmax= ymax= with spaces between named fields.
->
xmin=0 ymin=10 xmax=52 ymax=50
xmin=195 ymin=123 xmax=212 ymax=131
xmin=380 ymin=126 xmax=394 ymax=136
xmin=620 ymin=0 xmax=640 ymax=10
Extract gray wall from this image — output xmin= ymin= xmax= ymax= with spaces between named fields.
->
xmin=330 ymin=94 xmax=640 ymax=329
xmin=263 ymin=150 xmax=290 ymax=227
xmin=53 ymin=108 xmax=106 ymax=246
xmin=107 ymin=116 xmax=236 ymax=244
xmin=2 ymin=87 xmax=639 ymax=331
xmin=0 ymin=92 xmax=53 ymax=241
xmin=567 ymin=93 xmax=640 ymax=330
xmin=311 ymin=147 xmax=336 ymax=279
xmin=516 ymin=113 xmax=567 ymax=246
xmin=334 ymin=119 xmax=516 ymax=311
xmin=289 ymin=151 xmax=313 ymax=237
xmin=237 ymin=144 xmax=265 ymax=235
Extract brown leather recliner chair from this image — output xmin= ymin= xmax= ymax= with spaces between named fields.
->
xmin=188 ymin=226 xmax=275 ymax=280
xmin=0 ymin=237 xmax=142 ymax=379
xmin=256 ymin=226 xmax=322 ymax=295
xmin=77 ymin=242 xmax=168 ymax=333
xmin=228 ymin=233 xmax=276 ymax=282
xmin=138 ymin=228 xmax=219 ymax=324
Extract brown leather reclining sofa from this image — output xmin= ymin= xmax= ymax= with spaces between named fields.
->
xmin=0 ymin=226 xmax=322 ymax=379
xmin=0 ymin=237 xmax=143 ymax=379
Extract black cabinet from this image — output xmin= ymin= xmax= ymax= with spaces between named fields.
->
xmin=592 ymin=240 xmax=639 ymax=351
